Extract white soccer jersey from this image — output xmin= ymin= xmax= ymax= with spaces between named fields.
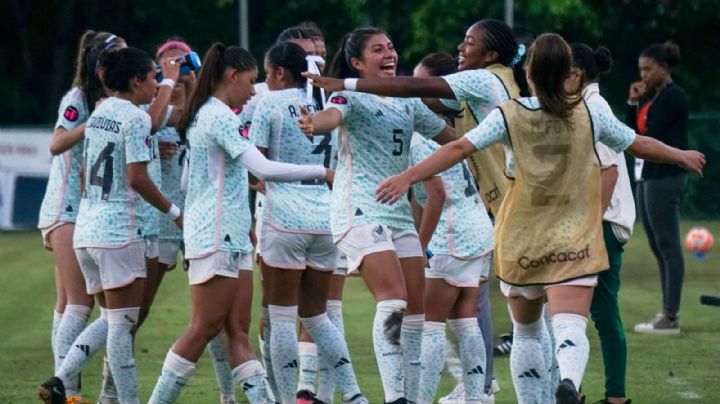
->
xmin=184 ymin=97 xmax=255 ymax=258
xmin=250 ymin=88 xmax=333 ymax=233
xmin=157 ymin=126 xmax=185 ymax=241
xmin=325 ymin=91 xmax=445 ymax=238
xmin=73 ymin=97 xmax=153 ymax=247
xmin=409 ymin=134 xmax=493 ymax=258
xmin=441 ymin=69 xmax=508 ymax=122
xmin=38 ymin=87 xmax=89 ymax=228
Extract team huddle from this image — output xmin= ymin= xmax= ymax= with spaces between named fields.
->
xmin=37 ymin=19 xmax=704 ymax=404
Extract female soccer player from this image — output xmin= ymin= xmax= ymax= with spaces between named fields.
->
xmin=147 ymin=42 xmax=332 ymax=404
xmin=37 ymin=30 xmax=125 ymax=403
xmin=372 ymin=34 xmax=704 ymax=404
xmin=298 ymin=27 xmax=453 ymax=403
xmin=566 ymin=43 xmax=634 ymax=404
xmin=38 ymin=46 xmax=181 ymax=404
xmin=250 ymin=41 xmax=366 ymax=404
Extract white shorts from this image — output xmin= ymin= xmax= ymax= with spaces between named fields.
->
xmin=188 ymin=250 xmax=253 ymax=285
xmin=75 ymin=242 xmax=147 ymax=294
xmin=260 ymin=224 xmax=337 ymax=271
xmin=40 ymin=221 xmax=71 ymax=251
xmin=499 ymin=275 xmax=599 ymax=300
xmin=333 ymin=254 xmax=348 ymax=276
xmin=427 ymin=252 xmax=492 ymax=287
xmin=336 ymin=224 xmax=423 ymax=274
xmin=158 ymin=240 xmax=182 ymax=268
xmin=145 ymin=236 xmax=159 ymax=259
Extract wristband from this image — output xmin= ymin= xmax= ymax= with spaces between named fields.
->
xmin=344 ymin=78 xmax=358 ymax=91
xmin=167 ymin=203 xmax=181 ymax=220
xmin=160 ymin=78 xmax=176 ymax=89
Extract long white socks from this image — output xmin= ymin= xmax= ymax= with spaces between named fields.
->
xmin=233 ymin=359 xmax=276 ymax=403
xmin=106 ymin=307 xmax=141 ymax=404
xmin=418 ymin=321 xmax=445 ymax=404
xmin=54 ymin=304 xmax=92 ymax=395
xmin=449 ymin=318 xmax=486 ymax=403
xmin=373 ymin=299 xmax=406 ymax=402
xmin=208 ymin=332 xmax=236 ymax=402
xmin=57 ymin=308 xmax=108 ymax=392
xmin=269 ymin=305 xmax=299 ymax=404
xmin=552 ymin=313 xmax=590 ymax=391
xmin=148 ymin=350 xmax=196 ymax=404
xmin=298 ymin=341 xmax=318 ymax=393
xmin=510 ymin=317 xmax=548 ymax=404
xmin=401 ymin=314 xmax=424 ymax=402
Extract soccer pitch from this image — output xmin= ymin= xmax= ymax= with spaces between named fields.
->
xmin=1 ymin=221 xmax=718 ymax=403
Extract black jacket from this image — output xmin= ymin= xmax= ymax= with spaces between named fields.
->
xmin=626 ymin=81 xmax=689 ymax=179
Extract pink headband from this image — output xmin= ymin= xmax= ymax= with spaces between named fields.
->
xmin=156 ymin=40 xmax=191 ymax=57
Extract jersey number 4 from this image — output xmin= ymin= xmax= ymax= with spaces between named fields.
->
xmin=88 ymin=142 xmax=116 ymax=200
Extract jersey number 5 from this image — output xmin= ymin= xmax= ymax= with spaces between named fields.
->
xmin=89 ymin=142 xmax=116 ymax=200
xmin=392 ymin=129 xmax=403 ymax=156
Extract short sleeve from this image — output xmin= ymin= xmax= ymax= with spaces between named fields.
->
xmin=439 ymin=98 xmax=462 ymax=111
xmin=325 ymin=91 xmax=352 ymax=120
xmin=409 ymin=135 xmax=435 ymax=167
xmin=125 ymin=114 xmax=153 ymax=164
xmin=208 ymin=111 xmax=254 ymax=159
xmin=442 ymin=70 xmax=498 ymax=104
xmin=55 ymin=91 xmax=88 ymax=131
xmin=463 ymin=108 xmax=508 ymax=151
xmin=248 ymin=97 xmax=278 ymax=148
xmin=411 ymin=98 xmax=445 ymax=139
xmin=595 ymin=142 xmax=619 ymax=169
xmin=588 ymin=101 xmax=636 ymax=153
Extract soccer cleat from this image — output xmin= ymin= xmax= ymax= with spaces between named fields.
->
xmin=96 ymin=396 xmax=119 ymax=404
xmin=592 ymin=399 xmax=632 ymax=404
xmin=220 ymin=394 xmax=238 ymax=404
xmin=384 ymin=399 xmax=408 ymax=404
xmin=491 ymin=377 xmax=500 ymax=394
xmin=344 ymin=393 xmax=369 ymax=404
xmin=556 ymin=379 xmax=583 ymax=404
xmin=493 ymin=333 xmax=513 ymax=356
xmin=296 ymin=389 xmax=315 ymax=404
xmin=634 ymin=313 xmax=680 ymax=335
xmin=438 ymin=382 xmax=465 ymax=404
xmin=38 ymin=376 xmax=66 ymax=404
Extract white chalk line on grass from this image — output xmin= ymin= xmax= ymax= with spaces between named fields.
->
xmin=666 ymin=376 xmax=702 ymax=400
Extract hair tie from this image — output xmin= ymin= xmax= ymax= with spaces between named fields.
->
xmin=103 ymin=34 xmax=118 ymax=50
xmin=157 ymin=40 xmax=192 ymax=58
xmin=306 ymin=55 xmax=327 ymax=107
xmin=512 ymin=44 xmax=526 ymax=66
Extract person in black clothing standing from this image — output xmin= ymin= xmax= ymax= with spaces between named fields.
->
xmin=627 ymin=41 xmax=689 ymax=334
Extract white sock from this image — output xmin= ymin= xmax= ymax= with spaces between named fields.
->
xmin=148 ymin=350 xmax=196 ymax=404
xmin=300 ymin=313 xmax=361 ymax=401
xmin=208 ymin=332 xmax=236 ymax=398
xmin=57 ymin=308 xmax=108 ymax=388
xmin=269 ymin=305 xmax=299 ymax=404
xmin=543 ymin=303 xmax=559 ymax=395
xmin=55 ymin=304 xmax=92 ymax=395
xmin=418 ymin=321 xmax=445 ymax=404
xmin=443 ymin=337 xmax=463 ymax=382
xmin=233 ymin=359 xmax=276 ymax=403
xmin=401 ymin=313 xmax=424 ymax=402
xmin=552 ymin=313 xmax=589 ymax=390
xmin=327 ymin=300 xmax=345 ymax=337
xmin=510 ymin=317 xmax=546 ymax=404
xmin=106 ymin=307 xmax=140 ymax=404
xmin=449 ymin=318 xmax=486 ymax=401
xmin=298 ymin=342 xmax=318 ymax=393
xmin=100 ymin=356 xmax=118 ymax=399
xmin=373 ymin=300 xmax=406 ymax=402
xmin=260 ymin=306 xmax=278 ymax=399
xmin=52 ymin=310 xmax=63 ymax=373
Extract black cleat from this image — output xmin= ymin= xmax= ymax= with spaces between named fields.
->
xmin=384 ymin=399 xmax=408 ymax=404
xmin=494 ymin=332 xmax=513 ymax=356
xmin=38 ymin=376 xmax=66 ymax=404
xmin=556 ymin=379 xmax=582 ymax=404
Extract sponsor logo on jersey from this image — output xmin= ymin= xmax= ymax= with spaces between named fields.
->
xmin=329 ymin=95 xmax=348 ymax=105
xmin=63 ymin=105 xmax=80 ymax=122
xmin=518 ymin=244 xmax=591 ymax=270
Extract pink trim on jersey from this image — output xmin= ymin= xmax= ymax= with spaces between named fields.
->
xmin=339 ymin=125 xmax=353 ymax=239
xmin=214 ymin=152 xmax=226 ymax=252
xmin=185 ymin=249 xmax=218 ymax=260
xmin=127 ymin=172 xmax=137 ymax=244
xmin=39 ymin=152 xmax=73 ymax=229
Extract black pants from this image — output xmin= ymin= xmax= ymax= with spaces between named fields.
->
xmin=636 ymin=174 xmax=687 ymax=314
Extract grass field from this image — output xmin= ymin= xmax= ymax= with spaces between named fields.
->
xmin=1 ymin=221 xmax=719 ymax=403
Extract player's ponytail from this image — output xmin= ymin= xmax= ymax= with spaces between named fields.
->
xmin=328 ymin=27 xmax=388 ymax=79
xmin=75 ymin=31 xmax=125 ymax=112
xmin=178 ymin=42 xmax=257 ymax=142
xmin=571 ymin=43 xmax=613 ymax=84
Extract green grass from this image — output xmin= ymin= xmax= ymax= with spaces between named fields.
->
xmin=1 ymin=221 xmax=719 ymax=403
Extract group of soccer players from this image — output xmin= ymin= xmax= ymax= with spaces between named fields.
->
xmin=37 ymin=17 xmax=704 ymax=404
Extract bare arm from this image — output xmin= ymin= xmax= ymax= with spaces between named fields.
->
xmin=417 ymin=176 xmax=446 ymax=250
xmin=298 ymin=107 xmax=343 ymax=135
xmin=303 ymin=73 xmax=456 ymax=99
xmin=600 ymin=166 xmax=618 ymax=214
xmin=376 ymin=138 xmax=476 ymax=204
xmin=145 ymin=58 xmax=181 ymax=132
xmin=128 ymin=162 xmax=181 ymax=228
xmin=626 ymin=135 xmax=705 ymax=177
xmin=432 ymin=125 xmax=457 ymax=145
xmin=50 ymin=125 xmax=86 ymax=155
